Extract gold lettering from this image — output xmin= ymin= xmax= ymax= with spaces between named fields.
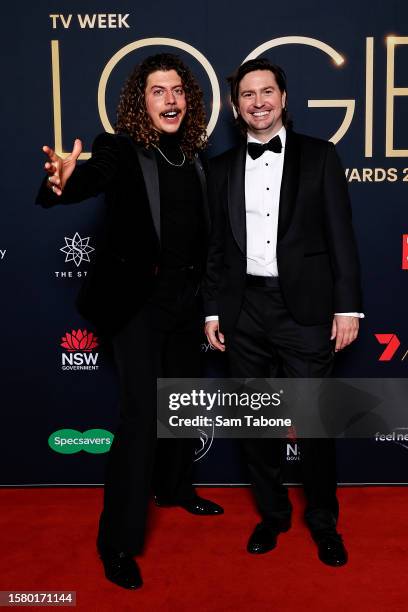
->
xmin=77 ymin=14 xmax=97 ymax=28
xmin=345 ymin=168 xmax=399 ymax=182
xmin=51 ymin=41 xmax=90 ymax=159
xmin=108 ymin=15 xmax=117 ymax=28
xmin=60 ymin=14 xmax=72 ymax=29
xmin=308 ymin=100 xmax=355 ymax=144
xmin=365 ymin=37 xmax=374 ymax=157
xmin=118 ymin=14 xmax=130 ymax=28
xmin=348 ymin=168 xmax=362 ymax=182
xmin=49 ymin=15 xmax=59 ymax=28
xmin=386 ymin=37 xmax=408 ymax=157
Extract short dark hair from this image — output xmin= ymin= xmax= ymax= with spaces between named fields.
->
xmin=228 ymin=58 xmax=290 ymax=131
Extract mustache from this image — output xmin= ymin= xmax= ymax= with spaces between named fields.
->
xmin=160 ymin=108 xmax=182 ymax=116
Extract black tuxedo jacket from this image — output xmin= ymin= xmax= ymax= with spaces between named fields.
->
xmin=203 ymin=130 xmax=362 ymax=332
xmin=36 ymin=132 xmax=210 ymax=334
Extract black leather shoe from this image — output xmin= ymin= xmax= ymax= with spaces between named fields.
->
xmin=154 ymin=495 xmax=224 ymax=515
xmin=99 ymin=550 xmax=143 ymax=589
xmin=247 ymin=522 xmax=290 ymax=554
xmin=180 ymin=495 xmax=224 ymax=515
xmin=313 ymin=530 xmax=348 ymax=567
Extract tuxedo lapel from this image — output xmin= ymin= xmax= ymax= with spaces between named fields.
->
xmin=228 ymin=143 xmax=247 ymax=254
xmin=194 ymin=156 xmax=210 ymax=237
xmin=277 ymin=130 xmax=300 ymax=241
xmin=135 ymin=146 xmax=161 ymax=242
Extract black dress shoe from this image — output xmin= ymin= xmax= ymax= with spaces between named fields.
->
xmin=180 ymin=495 xmax=224 ymax=515
xmin=99 ymin=550 xmax=143 ymax=589
xmin=247 ymin=522 xmax=290 ymax=554
xmin=154 ymin=495 xmax=224 ymax=515
xmin=313 ymin=530 xmax=348 ymax=567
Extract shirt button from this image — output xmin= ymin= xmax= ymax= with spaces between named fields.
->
xmin=267 ymin=213 xmax=270 ymax=217
xmin=267 ymin=240 xmax=270 ymax=244
xmin=265 ymin=163 xmax=269 ymax=166
xmin=266 ymin=187 xmax=270 ymax=190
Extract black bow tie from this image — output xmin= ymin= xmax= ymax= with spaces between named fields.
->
xmin=247 ymin=135 xmax=282 ymax=160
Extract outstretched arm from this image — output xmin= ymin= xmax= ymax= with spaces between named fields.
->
xmin=36 ymin=133 xmax=120 ymax=207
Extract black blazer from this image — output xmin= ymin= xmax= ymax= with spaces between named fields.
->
xmin=36 ymin=132 xmax=210 ymax=334
xmin=203 ymin=130 xmax=362 ymax=332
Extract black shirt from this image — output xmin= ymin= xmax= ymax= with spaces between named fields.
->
xmin=154 ymin=133 xmax=205 ymax=269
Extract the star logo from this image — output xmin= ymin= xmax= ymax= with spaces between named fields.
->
xmin=60 ymin=232 xmax=95 ymax=267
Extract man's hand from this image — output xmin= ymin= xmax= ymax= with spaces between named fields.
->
xmin=205 ymin=320 xmax=226 ymax=352
xmin=331 ymin=315 xmax=359 ymax=352
xmin=42 ymin=139 xmax=83 ymax=196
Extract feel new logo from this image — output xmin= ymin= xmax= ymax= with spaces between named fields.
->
xmin=48 ymin=429 xmax=113 ymax=454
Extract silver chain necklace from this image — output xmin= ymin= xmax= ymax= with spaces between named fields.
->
xmin=153 ymin=143 xmax=186 ymax=167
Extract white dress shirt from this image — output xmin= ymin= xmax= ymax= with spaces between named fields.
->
xmin=245 ymin=127 xmax=286 ymax=277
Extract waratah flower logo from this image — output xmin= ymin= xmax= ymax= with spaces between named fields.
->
xmin=60 ymin=329 xmax=98 ymax=352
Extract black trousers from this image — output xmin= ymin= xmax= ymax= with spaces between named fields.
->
xmin=97 ymin=269 xmax=202 ymax=555
xmin=227 ymin=281 xmax=339 ymax=533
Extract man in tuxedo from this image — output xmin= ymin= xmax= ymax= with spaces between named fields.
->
xmin=204 ymin=58 xmax=362 ymax=567
xmin=36 ymin=53 xmax=223 ymax=590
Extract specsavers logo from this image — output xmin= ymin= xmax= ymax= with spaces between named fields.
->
xmin=48 ymin=429 xmax=113 ymax=454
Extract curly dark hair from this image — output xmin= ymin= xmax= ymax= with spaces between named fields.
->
xmin=115 ymin=53 xmax=207 ymax=159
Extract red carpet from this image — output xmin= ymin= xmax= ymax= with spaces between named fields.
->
xmin=0 ymin=487 xmax=407 ymax=611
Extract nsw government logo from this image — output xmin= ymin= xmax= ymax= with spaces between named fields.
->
xmin=286 ymin=442 xmax=300 ymax=462
xmin=55 ymin=232 xmax=94 ymax=278
xmin=60 ymin=329 xmax=99 ymax=371
xmin=285 ymin=426 xmax=300 ymax=462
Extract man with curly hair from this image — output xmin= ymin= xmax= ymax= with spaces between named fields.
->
xmin=36 ymin=53 xmax=223 ymax=590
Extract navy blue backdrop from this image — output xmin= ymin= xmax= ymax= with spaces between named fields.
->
xmin=1 ymin=0 xmax=408 ymax=485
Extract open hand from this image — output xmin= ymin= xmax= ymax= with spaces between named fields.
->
xmin=42 ymin=139 xmax=82 ymax=196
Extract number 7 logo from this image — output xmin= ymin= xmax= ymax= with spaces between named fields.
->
xmin=375 ymin=334 xmax=400 ymax=361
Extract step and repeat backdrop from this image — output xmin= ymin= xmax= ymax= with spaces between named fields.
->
xmin=1 ymin=0 xmax=408 ymax=485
